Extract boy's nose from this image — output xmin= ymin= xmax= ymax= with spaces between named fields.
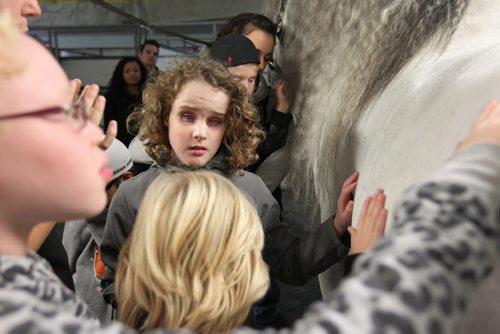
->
xmin=192 ymin=123 xmax=207 ymax=140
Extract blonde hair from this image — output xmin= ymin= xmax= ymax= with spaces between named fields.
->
xmin=0 ymin=11 xmax=24 ymax=78
xmin=116 ymin=171 xmax=269 ymax=333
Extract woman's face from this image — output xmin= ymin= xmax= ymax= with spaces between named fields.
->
xmin=167 ymin=80 xmax=228 ymax=168
xmin=244 ymin=28 xmax=275 ymax=73
xmin=123 ymin=61 xmax=142 ymax=86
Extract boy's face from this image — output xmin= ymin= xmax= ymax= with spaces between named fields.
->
xmin=228 ymin=63 xmax=259 ymax=95
xmin=167 ymin=80 xmax=228 ymax=168
xmin=0 ymin=33 xmax=109 ymax=224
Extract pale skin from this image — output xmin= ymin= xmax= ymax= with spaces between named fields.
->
xmin=348 ymin=189 xmax=387 ymax=255
xmin=0 ymin=0 xmax=116 ymax=148
xmin=332 ymin=171 xmax=359 ymax=235
xmin=167 ymin=80 xmax=228 ymax=168
xmin=1 ymin=32 xmax=109 ymax=256
xmin=5 ymin=0 xmax=116 ymax=250
xmin=228 ymin=63 xmax=259 ymax=95
xmin=456 ymin=100 xmax=500 ymax=151
xmin=0 ymin=0 xmax=41 ymax=32
xmin=27 ymin=80 xmax=116 ymax=252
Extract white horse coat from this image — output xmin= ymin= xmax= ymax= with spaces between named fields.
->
xmin=261 ymin=0 xmax=500 ymax=331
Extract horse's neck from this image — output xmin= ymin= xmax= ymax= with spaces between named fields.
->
xmin=446 ymin=0 xmax=500 ymax=56
xmin=351 ymin=0 xmax=500 ymax=227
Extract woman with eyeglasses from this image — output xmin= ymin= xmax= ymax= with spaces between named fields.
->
xmin=104 ymin=57 xmax=148 ymax=147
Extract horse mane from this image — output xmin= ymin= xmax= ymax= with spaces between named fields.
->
xmin=264 ymin=0 xmax=468 ymax=216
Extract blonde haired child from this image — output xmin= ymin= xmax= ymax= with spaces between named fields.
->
xmin=116 ymin=171 xmax=269 ymax=332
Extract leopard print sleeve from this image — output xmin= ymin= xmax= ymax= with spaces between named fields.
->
xmin=231 ymin=144 xmax=500 ymax=334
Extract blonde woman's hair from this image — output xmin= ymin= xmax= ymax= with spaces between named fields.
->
xmin=116 ymin=171 xmax=269 ymax=333
xmin=0 ymin=11 xmax=24 ymax=78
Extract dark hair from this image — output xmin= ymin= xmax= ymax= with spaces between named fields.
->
xmin=217 ymin=13 xmax=277 ymax=40
xmin=140 ymin=40 xmax=160 ymax=52
xmin=108 ymin=57 xmax=148 ymax=96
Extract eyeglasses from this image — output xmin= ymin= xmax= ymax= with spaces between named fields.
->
xmin=0 ymin=102 xmax=87 ymax=129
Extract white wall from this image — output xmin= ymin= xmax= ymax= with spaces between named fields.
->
xmin=61 ymin=58 xmax=119 ymax=89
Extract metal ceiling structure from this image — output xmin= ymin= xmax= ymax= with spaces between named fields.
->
xmin=33 ymin=0 xmax=264 ymax=27
xmin=28 ymin=1 xmax=265 ymax=89
xmin=29 ymin=0 xmax=265 ymax=58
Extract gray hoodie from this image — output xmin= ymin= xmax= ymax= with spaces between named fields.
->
xmin=100 ymin=161 xmax=349 ymax=305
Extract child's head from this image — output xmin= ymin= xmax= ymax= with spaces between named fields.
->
xmin=116 ymin=171 xmax=269 ymax=333
xmin=0 ymin=13 xmax=108 ymax=229
xmin=210 ymin=34 xmax=260 ymax=94
xmin=131 ymin=58 xmax=264 ymax=175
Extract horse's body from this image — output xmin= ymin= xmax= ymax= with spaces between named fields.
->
xmin=262 ymin=0 xmax=500 ymax=330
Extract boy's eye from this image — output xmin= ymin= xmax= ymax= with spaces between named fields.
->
xmin=207 ymin=118 xmax=223 ymax=126
xmin=181 ymin=113 xmax=195 ymax=121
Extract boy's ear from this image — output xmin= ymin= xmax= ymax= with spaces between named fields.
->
xmin=122 ymin=171 xmax=134 ymax=180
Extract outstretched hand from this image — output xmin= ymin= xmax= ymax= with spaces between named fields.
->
xmin=274 ymin=79 xmax=289 ymax=113
xmin=333 ymin=171 xmax=359 ymax=235
xmin=70 ymin=79 xmax=116 ymax=149
xmin=455 ymin=100 xmax=500 ymax=152
xmin=348 ymin=189 xmax=387 ymax=255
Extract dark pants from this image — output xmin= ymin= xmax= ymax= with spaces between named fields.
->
xmin=252 ymin=273 xmax=288 ymax=329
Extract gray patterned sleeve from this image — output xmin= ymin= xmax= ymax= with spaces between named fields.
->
xmin=230 ymin=143 xmax=500 ymax=333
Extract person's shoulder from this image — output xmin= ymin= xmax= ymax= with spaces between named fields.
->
xmin=230 ymin=170 xmax=274 ymax=201
xmin=118 ymin=166 xmax=162 ymax=201
xmin=230 ymin=170 xmax=264 ymax=184
xmin=123 ymin=166 xmax=161 ymax=187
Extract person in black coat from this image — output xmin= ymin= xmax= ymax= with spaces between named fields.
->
xmin=104 ymin=57 xmax=147 ymax=147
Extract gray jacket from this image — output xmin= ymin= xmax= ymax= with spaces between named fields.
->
xmin=100 ymin=165 xmax=349 ymax=304
xmin=63 ymin=211 xmax=114 ymax=323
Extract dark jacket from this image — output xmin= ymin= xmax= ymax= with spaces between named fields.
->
xmin=103 ymin=91 xmax=141 ymax=147
xmin=250 ymin=79 xmax=292 ymax=171
xmin=100 ymin=162 xmax=348 ymax=306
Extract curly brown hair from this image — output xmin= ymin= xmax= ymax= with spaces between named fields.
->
xmin=128 ymin=58 xmax=264 ymax=175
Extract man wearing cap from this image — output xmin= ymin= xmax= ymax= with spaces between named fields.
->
xmin=210 ymin=34 xmax=260 ymax=95
xmin=210 ymin=34 xmax=292 ymax=174
xmin=62 ymin=139 xmax=133 ymax=323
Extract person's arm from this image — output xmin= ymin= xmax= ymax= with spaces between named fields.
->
xmin=251 ymin=172 xmax=357 ymax=286
xmin=253 ymin=80 xmax=292 ymax=168
xmin=70 ymin=79 xmax=116 ymax=149
xmin=27 ymin=221 xmax=55 ymax=251
xmin=99 ymin=185 xmax=136 ymax=307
